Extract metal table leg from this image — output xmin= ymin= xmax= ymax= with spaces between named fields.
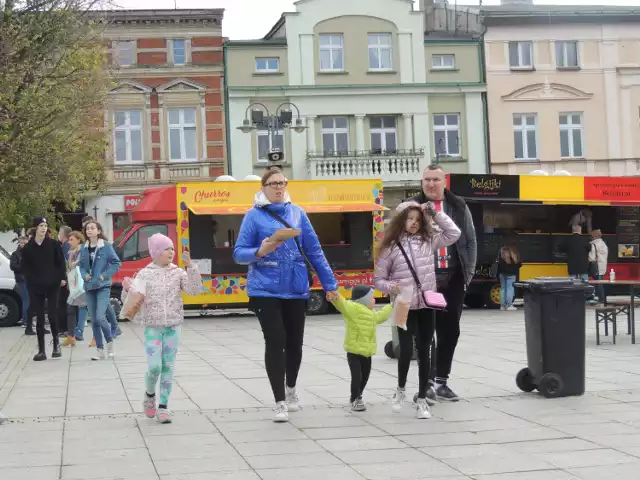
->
xmin=631 ymin=285 xmax=636 ymax=345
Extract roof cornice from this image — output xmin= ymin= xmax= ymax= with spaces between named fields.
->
xmin=89 ymin=9 xmax=224 ymax=26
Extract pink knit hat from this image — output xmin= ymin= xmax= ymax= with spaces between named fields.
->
xmin=148 ymin=233 xmax=174 ymax=261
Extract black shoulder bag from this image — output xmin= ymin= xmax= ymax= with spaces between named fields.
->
xmin=262 ymin=207 xmax=315 ymax=287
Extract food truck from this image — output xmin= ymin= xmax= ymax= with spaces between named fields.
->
xmin=453 ymin=174 xmax=640 ymax=308
xmin=112 ymin=179 xmax=386 ymax=315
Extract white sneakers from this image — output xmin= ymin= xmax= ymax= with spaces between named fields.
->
xmin=91 ymin=342 xmax=115 ymax=361
xmin=416 ymin=398 xmax=432 ymax=419
xmin=273 ymin=402 xmax=288 ymax=422
xmin=91 ymin=348 xmax=106 ymax=361
xmin=285 ymin=386 xmax=299 ymax=412
xmin=273 ymin=386 xmax=300 ymax=422
xmin=392 ymin=387 xmax=406 ymax=413
xmin=393 ymin=387 xmax=432 ymax=419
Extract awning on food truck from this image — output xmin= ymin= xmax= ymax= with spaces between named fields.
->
xmin=189 ymin=205 xmax=252 ymax=215
xmin=446 ymin=174 xmax=640 ymax=206
xmin=178 ymin=179 xmax=388 ymax=216
xmin=300 ymin=203 xmax=389 ymax=213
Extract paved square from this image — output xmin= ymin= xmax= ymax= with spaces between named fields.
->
xmin=2 ymin=307 xmax=640 ymax=479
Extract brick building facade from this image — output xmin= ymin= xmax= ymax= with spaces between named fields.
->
xmin=86 ymin=9 xmax=226 ymax=241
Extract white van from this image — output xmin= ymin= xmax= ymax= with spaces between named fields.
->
xmin=0 ymin=245 xmax=21 ymax=327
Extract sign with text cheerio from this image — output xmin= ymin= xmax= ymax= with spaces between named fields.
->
xmin=182 ymin=180 xmax=377 ymax=206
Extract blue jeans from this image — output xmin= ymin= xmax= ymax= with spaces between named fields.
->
xmin=106 ymin=302 xmax=121 ymax=337
xmin=74 ymin=306 xmax=88 ymax=340
xmin=85 ymin=288 xmax=112 ymax=349
xmin=500 ymin=274 xmax=516 ymax=308
xmin=17 ymin=281 xmax=29 ymax=323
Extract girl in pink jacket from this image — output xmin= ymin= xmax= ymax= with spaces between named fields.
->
xmin=374 ymin=201 xmax=460 ymax=419
xmin=122 ymin=233 xmax=203 ymax=424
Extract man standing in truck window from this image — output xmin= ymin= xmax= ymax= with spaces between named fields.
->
xmin=407 ymin=165 xmax=477 ymax=403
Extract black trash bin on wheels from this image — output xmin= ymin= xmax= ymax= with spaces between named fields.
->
xmin=515 ymin=278 xmax=593 ymax=399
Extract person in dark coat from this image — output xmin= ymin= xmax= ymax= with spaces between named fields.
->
xmin=561 ymin=225 xmax=591 ymax=281
xmin=10 ymin=236 xmax=32 ymax=332
xmin=407 ymin=164 xmax=477 ymax=403
xmin=21 ymin=217 xmax=66 ymax=361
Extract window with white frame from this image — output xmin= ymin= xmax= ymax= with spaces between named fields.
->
xmin=319 ymin=34 xmax=344 ymax=71
xmin=556 ymin=41 xmax=579 ymax=68
xmin=368 ymin=33 xmax=392 ymax=71
xmin=370 ymin=116 xmax=397 ymax=154
xmin=255 ymin=57 xmax=280 ymax=73
xmin=508 ymin=41 xmax=533 ymax=69
xmin=257 ymin=117 xmax=284 ymax=163
xmin=168 ymin=108 xmax=197 ymax=162
xmin=172 ymin=39 xmax=186 ymax=65
xmin=433 ymin=114 xmax=461 ymax=156
xmin=321 ymin=117 xmax=349 ymax=155
xmin=115 ymin=41 xmax=135 ymax=67
xmin=432 ymin=54 xmax=455 ymax=70
xmin=513 ymin=114 xmax=538 ymax=160
xmin=559 ymin=113 xmax=584 ymax=158
xmin=114 ymin=110 xmax=143 ymax=163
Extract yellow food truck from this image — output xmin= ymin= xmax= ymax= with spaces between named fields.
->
xmin=171 ymin=179 xmax=387 ymax=314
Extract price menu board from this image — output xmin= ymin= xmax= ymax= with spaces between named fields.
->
xmin=617 ymin=207 xmax=640 ymax=259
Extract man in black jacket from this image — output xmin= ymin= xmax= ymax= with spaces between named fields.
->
xmin=408 ymin=164 xmax=477 ymax=402
xmin=10 ymin=236 xmax=33 ymax=333
xmin=21 ymin=217 xmax=66 ymax=361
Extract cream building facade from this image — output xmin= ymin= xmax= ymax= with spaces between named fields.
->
xmin=225 ymin=0 xmax=487 ymax=207
xmin=483 ymin=4 xmax=640 ymax=176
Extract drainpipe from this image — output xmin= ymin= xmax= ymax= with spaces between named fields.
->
xmin=479 ymin=32 xmax=491 ymax=174
xmin=223 ymin=43 xmax=232 ymax=176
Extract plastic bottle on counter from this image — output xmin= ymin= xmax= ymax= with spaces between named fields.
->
xmin=609 ymin=268 xmax=616 ymax=282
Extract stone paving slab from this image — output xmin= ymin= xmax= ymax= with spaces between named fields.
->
xmin=1 ymin=308 xmax=640 ymax=479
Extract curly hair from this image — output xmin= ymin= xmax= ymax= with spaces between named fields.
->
xmin=378 ymin=205 xmax=433 ymax=255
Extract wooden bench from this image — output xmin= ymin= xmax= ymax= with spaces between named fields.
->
xmin=595 ymin=306 xmax=617 ymax=345
xmin=607 ymin=300 xmax=632 ymax=335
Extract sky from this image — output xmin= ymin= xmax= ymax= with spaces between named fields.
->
xmin=115 ymin=0 xmax=640 ymax=40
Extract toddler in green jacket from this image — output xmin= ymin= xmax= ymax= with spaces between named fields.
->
xmin=328 ymin=285 xmax=392 ymax=412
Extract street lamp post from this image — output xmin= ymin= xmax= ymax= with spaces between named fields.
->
xmin=237 ymin=102 xmax=307 ymax=168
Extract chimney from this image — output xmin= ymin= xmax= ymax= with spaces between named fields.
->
xmin=501 ymin=0 xmax=533 ymax=5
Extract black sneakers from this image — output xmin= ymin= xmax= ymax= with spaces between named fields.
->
xmin=435 ymin=384 xmax=460 ymax=402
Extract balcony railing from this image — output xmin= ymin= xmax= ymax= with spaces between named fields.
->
xmin=306 ymin=149 xmax=425 ymax=181
xmin=105 ymin=161 xmax=224 ymax=186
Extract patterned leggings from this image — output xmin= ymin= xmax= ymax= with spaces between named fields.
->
xmin=144 ymin=327 xmax=181 ymax=407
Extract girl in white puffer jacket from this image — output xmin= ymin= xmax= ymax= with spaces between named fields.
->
xmin=375 ymin=201 xmax=460 ymax=419
xmin=122 ymin=233 xmax=203 ymax=424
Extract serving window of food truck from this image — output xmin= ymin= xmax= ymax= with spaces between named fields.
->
xmin=176 ymin=180 xmax=386 ymax=315
xmin=448 ymin=174 xmax=640 ymax=309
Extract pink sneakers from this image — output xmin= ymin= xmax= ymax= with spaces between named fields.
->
xmin=143 ymin=394 xmax=156 ymax=419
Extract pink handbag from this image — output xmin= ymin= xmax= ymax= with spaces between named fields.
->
xmin=397 ymin=243 xmax=448 ymax=311
xmin=423 ymin=290 xmax=447 ymax=311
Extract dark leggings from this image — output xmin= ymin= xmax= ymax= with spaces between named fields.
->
xmin=347 ymin=353 xmax=372 ymax=402
xmin=252 ymin=297 xmax=307 ymax=403
xmin=397 ymin=308 xmax=435 ymax=399
xmin=29 ymin=285 xmax=59 ymax=353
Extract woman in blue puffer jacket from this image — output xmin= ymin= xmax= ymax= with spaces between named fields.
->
xmin=234 ymin=168 xmax=338 ymax=422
